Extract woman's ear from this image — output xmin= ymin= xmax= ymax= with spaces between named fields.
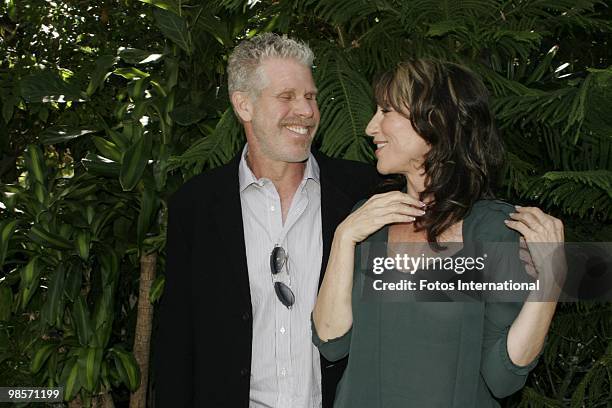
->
xmin=230 ymin=91 xmax=254 ymax=122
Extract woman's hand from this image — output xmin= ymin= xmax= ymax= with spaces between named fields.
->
xmin=504 ymin=206 xmax=564 ymax=365
xmin=504 ymin=206 xmax=566 ymax=290
xmin=336 ymin=191 xmax=426 ymax=245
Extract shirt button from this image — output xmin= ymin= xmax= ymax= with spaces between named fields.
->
xmin=280 ymin=368 xmax=287 ymax=376
xmin=242 ymin=311 xmax=251 ymax=321
xmin=240 ymin=368 xmax=250 ymax=377
xmin=280 ymin=327 xmax=286 ymax=334
xmin=270 ymin=205 xmax=275 ymax=211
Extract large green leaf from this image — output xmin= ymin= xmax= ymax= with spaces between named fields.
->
xmin=99 ymin=244 xmax=120 ymax=288
xmin=18 ymin=256 xmax=42 ymax=309
xmin=149 ymin=275 xmax=165 ymax=304
xmin=29 ymin=225 xmax=72 ymax=250
xmin=30 ymin=342 xmax=56 ymax=373
xmin=91 ymin=288 xmax=114 ymax=348
xmin=113 ymin=67 xmax=150 ymax=80
xmin=72 ymin=295 xmax=92 ymax=346
xmin=0 ymin=285 xmax=12 ymax=321
xmin=136 ymin=178 xmax=160 ymax=247
xmin=78 ymin=347 xmax=103 ymax=392
xmin=138 ymin=0 xmax=180 ymax=14
xmin=40 ymin=126 xmax=100 ymax=145
xmin=153 ymin=8 xmax=192 ymax=54
xmin=24 ymin=144 xmax=46 ymax=185
xmin=111 ymin=347 xmax=140 ymax=391
xmin=82 ymin=153 xmax=121 ymax=177
xmin=40 ymin=264 xmax=66 ymax=327
xmin=170 ymin=104 xmax=207 ymax=126
xmin=64 ymin=264 xmax=82 ymax=303
xmin=0 ymin=219 xmax=18 ymax=267
xmin=86 ymin=55 xmax=118 ymax=96
xmin=19 ymin=71 xmax=82 ymax=103
xmin=1 ymin=95 xmax=19 ymax=123
xmin=61 ymin=356 xmax=81 ymax=401
xmin=92 ymin=136 xmax=123 ymax=163
xmin=118 ymin=48 xmax=164 ymax=65
xmin=120 ymin=132 xmax=152 ymax=191
xmin=75 ymin=230 xmax=91 ymax=261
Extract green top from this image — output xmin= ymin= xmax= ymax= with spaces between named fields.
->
xmin=313 ymin=200 xmax=540 ymax=408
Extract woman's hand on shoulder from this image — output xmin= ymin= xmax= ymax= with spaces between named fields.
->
xmin=335 ymin=191 xmax=426 ymax=245
xmin=504 ymin=206 xmax=564 ymax=243
xmin=504 ymin=206 xmax=565 ymax=284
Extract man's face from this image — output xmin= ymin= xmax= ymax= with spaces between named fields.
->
xmin=246 ymin=57 xmax=320 ymax=163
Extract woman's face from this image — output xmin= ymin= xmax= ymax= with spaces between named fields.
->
xmin=365 ymin=106 xmax=431 ymax=176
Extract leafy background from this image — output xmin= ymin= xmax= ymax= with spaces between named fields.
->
xmin=0 ymin=0 xmax=611 ymax=407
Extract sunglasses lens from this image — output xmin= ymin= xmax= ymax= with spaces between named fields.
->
xmin=274 ymin=282 xmax=295 ymax=308
xmin=270 ymin=246 xmax=286 ymax=275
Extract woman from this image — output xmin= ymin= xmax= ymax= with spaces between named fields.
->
xmin=312 ymin=59 xmax=563 ymax=407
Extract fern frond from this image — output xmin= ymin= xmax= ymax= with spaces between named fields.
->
xmin=314 ymin=47 xmax=374 ymax=161
xmin=523 ymin=170 xmax=612 ymax=220
xmin=517 ymin=386 xmax=564 ymax=408
xmin=169 ymin=108 xmax=243 ymax=177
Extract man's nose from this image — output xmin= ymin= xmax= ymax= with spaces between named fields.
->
xmin=294 ymin=98 xmax=315 ymax=118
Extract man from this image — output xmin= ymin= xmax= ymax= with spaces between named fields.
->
xmin=154 ymin=33 xmax=379 ymax=407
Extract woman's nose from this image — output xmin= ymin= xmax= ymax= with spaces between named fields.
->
xmin=365 ymin=112 xmax=380 ymax=137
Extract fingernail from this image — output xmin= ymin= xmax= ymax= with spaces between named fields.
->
xmin=419 ymin=210 xmax=426 ymax=215
xmin=504 ymin=220 xmax=510 ymax=224
xmin=515 ymin=205 xmax=522 ymax=209
xmin=419 ymin=201 xmax=426 ymax=207
xmin=509 ymin=212 xmax=515 ymax=216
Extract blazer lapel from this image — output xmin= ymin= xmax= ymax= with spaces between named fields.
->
xmin=210 ymin=154 xmax=252 ymax=310
xmin=316 ymin=153 xmax=353 ymax=287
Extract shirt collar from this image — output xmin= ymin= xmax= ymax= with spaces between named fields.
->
xmin=238 ymin=144 xmax=320 ymax=192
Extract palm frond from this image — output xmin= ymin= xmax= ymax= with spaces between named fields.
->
xmin=169 ymin=108 xmax=243 ymax=177
xmin=516 ymin=386 xmax=564 ymax=408
xmin=523 ymin=170 xmax=612 ymax=220
xmin=314 ymin=46 xmax=375 ymax=161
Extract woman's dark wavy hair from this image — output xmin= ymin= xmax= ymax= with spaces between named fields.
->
xmin=373 ymin=59 xmax=505 ymax=244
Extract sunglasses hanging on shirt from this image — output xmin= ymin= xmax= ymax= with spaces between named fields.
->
xmin=269 ymin=245 xmax=295 ymax=309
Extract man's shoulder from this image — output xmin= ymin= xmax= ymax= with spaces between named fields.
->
xmin=314 ymin=150 xmax=375 ymax=174
xmin=314 ymin=150 xmax=380 ymax=197
xmin=169 ymin=159 xmax=238 ymax=208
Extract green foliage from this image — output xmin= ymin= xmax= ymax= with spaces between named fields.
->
xmin=1 ymin=0 xmax=611 ymax=406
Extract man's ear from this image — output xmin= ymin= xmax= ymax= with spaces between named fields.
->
xmin=231 ymin=91 xmax=254 ymax=122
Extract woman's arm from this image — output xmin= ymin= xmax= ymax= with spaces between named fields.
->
xmin=504 ymin=206 xmax=565 ymax=366
xmin=313 ymin=191 xmax=425 ymax=341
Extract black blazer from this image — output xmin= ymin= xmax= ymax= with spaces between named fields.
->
xmin=153 ymin=149 xmax=379 ymax=407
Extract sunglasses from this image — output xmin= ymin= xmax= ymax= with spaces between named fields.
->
xmin=269 ymin=245 xmax=295 ymax=309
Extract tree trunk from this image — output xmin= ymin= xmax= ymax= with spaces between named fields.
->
xmin=129 ymin=251 xmax=157 ymax=408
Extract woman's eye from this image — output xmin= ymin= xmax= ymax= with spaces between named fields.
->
xmin=380 ymin=108 xmax=391 ymax=114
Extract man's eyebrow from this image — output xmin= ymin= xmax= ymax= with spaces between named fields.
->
xmin=275 ymin=88 xmax=318 ymax=95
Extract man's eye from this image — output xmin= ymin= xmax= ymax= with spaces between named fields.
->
xmin=278 ymin=94 xmax=293 ymax=100
xmin=380 ymin=107 xmax=391 ymax=114
xmin=305 ymin=94 xmax=316 ymax=100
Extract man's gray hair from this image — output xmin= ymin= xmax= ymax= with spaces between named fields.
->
xmin=227 ymin=33 xmax=314 ymax=97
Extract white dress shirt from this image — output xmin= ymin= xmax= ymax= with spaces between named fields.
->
xmin=239 ymin=145 xmax=323 ymax=408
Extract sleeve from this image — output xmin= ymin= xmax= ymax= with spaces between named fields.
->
xmin=312 ymin=315 xmax=352 ymax=362
xmin=478 ymin=202 xmax=544 ymax=398
xmin=312 ymin=206 xmax=366 ymax=362
xmin=480 ymin=303 xmax=541 ymax=398
xmin=153 ymin=193 xmax=194 ymax=407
